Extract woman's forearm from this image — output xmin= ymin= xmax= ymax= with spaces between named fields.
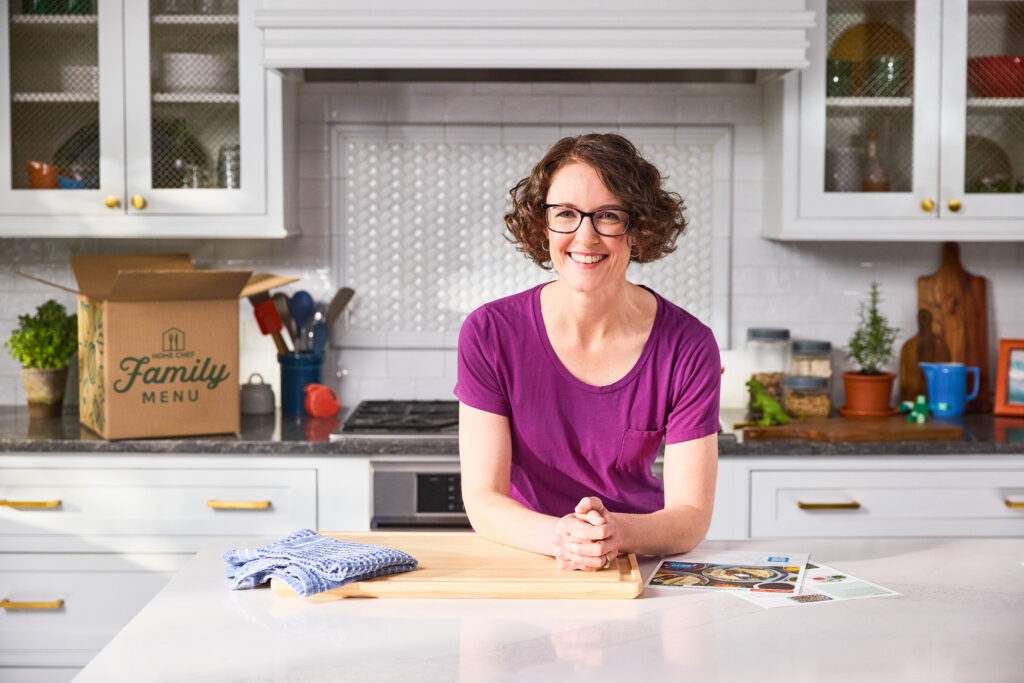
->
xmin=463 ymin=489 xmax=562 ymax=557
xmin=610 ymin=505 xmax=711 ymax=556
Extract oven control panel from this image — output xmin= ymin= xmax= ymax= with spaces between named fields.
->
xmin=371 ymin=460 xmax=470 ymax=529
xmin=417 ymin=473 xmax=465 ymax=513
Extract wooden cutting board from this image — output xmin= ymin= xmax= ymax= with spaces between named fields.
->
xmin=917 ymin=243 xmax=991 ymax=412
xmin=270 ymin=532 xmax=643 ymax=600
xmin=743 ymin=416 xmax=963 ymax=442
xmin=898 ymin=309 xmax=951 ymax=403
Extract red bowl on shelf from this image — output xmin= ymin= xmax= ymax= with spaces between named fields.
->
xmin=967 ymin=56 xmax=1024 ymax=97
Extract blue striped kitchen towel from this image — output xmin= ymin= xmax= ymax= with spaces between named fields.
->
xmin=223 ymin=529 xmax=418 ymax=597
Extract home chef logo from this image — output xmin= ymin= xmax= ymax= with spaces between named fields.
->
xmin=112 ymin=327 xmax=230 ymax=404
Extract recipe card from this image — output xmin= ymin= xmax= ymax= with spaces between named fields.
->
xmin=732 ymin=562 xmax=899 ymax=609
xmin=646 ymin=550 xmax=809 ymax=594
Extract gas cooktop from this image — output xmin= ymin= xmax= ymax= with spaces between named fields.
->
xmin=341 ymin=400 xmax=459 ymax=434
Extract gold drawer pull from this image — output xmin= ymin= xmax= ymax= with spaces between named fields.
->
xmin=1006 ymin=500 xmax=1024 ymax=509
xmin=798 ymin=501 xmax=861 ymax=510
xmin=0 ymin=499 xmax=61 ymax=508
xmin=1 ymin=599 xmax=64 ymax=610
xmin=207 ymin=500 xmax=271 ymax=510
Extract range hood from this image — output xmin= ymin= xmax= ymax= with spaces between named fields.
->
xmin=255 ymin=1 xmax=815 ymax=72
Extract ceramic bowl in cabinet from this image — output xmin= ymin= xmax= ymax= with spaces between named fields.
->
xmin=161 ymin=53 xmax=236 ymax=93
xmin=967 ymin=56 xmax=1024 ymax=98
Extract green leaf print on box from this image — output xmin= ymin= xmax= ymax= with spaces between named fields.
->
xmin=78 ymin=299 xmax=105 ymax=435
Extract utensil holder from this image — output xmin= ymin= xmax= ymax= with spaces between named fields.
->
xmin=278 ymin=352 xmax=322 ymax=416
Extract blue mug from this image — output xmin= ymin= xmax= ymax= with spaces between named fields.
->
xmin=919 ymin=362 xmax=979 ymax=417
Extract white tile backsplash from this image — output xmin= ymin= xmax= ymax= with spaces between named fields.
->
xmin=2 ymin=80 xmax=1022 ymax=412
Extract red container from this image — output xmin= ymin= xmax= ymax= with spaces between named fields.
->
xmin=967 ymin=56 xmax=1024 ymax=97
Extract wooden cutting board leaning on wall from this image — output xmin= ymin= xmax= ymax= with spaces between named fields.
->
xmin=913 ymin=242 xmax=991 ymax=412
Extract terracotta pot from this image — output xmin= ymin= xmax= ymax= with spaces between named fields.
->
xmin=21 ymin=367 xmax=69 ymax=418
xmin=841 ymin=371 xmax=896 ymax=415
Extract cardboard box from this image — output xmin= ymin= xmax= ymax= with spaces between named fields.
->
xmin=32 ymin=254 xmax=294 ymax=439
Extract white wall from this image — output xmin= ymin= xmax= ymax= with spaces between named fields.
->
xmin=1 ymin=79 xmax=1022 ymax=410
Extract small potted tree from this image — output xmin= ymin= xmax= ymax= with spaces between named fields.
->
xmin=5 ymin=299 xmax=78 ymax=418
xmin=841 ymin=281 xmax=900 ymax=417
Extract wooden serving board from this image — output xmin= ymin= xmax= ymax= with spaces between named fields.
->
xmin=269 ymin=532 xmax=643 ymax=600
xmin=917 ymin=243 xmax=991 ymax=412
xmin=743 ymin=417 xmax=963 ymax=442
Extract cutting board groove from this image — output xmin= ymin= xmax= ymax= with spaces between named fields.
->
xmin=270 ymin=532 xmax=643 ymax=600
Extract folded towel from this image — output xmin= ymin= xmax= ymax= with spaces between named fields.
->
xmin=223 ymin=529 xmax=418 ymax=597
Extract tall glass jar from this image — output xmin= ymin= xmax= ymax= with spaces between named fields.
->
xmin=746 ymin=327 xmax=790 ymax=417
xmin=784 ymin=375 xmax=832 ymax=418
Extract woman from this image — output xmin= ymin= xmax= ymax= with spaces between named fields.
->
xmin=454 ymin=133 xmax=720 ymax=571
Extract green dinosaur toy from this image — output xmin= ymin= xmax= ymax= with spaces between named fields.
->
xmin=899 ymin=394 xmax=949 ymax=424
xmin=745 ymin=378 xmax=790 ymax=427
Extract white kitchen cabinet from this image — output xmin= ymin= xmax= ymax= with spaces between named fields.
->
xmin=749 ymin=468 xmax=1024 ymax=537
xmin=0 ymin=0 xmax=296 ymax=238
xmin=0 ymin=453 xmax=369 ymax=680
xmin=764 ymin=0 xmax=1024 ymax=240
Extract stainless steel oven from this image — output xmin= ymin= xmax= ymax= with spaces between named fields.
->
xmin=370 ymin=460 xmax=470 ymax=530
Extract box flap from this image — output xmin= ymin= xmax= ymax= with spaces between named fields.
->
xmin=240 ymin=273 xmax=300 ymax=299
xmin=107 ymin=270 xmax=252 ymax=302
xmin=70 ymin=254 xmax=194 ymax=298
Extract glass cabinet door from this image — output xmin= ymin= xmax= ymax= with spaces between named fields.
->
xmin=799 ymin=0 xmax=942 ymax=220
xmin=123 ymin=0 xmax=264 ymax=215
xmin=0 ymin=0 xmax=124 ymax=214
xmin=940 ymin=0 xmax=1024 ymax=219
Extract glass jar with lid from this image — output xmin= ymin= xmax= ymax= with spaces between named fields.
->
xmin=784 ymin=375 xmax=832 ymax=418
xmin=746 ymin=327 xmax=790 ymax=416
xmin=789 ymin=340 xmax=833 ymax=379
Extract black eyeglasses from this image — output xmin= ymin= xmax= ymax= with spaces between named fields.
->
xmin=542 ymin=204 xmax=634 ymax=237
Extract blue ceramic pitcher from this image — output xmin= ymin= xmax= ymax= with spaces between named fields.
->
xmin=919 ymin=362 xmax=979 ymax=417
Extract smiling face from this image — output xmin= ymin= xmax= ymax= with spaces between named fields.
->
xmin=544 ymin=162 xmax=633 ymax=294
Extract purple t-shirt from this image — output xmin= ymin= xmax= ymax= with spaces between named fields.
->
xmin=454 ymin=283 xmax=721 ymax=517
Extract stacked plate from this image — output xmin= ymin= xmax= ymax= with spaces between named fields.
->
xmin=162 ymin=53 xmax=235 ymax=93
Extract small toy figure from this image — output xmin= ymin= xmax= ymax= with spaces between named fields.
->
xmin=745 ymin=378 xmax=791 ymax=427
xmin=899 ymin=394 xmax=949 ymax=423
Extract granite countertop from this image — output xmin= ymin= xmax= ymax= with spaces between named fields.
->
xmin=1 ymin=406 xmax=1023 ymax=456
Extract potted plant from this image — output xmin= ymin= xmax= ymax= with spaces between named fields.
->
xmin=5 ymin=299 xmax=78 ymax=418
xmin=841 ymin=281 xmax=900 ymax=416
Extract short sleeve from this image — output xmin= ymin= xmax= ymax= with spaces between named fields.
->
xmin=665 ymin=328 xmax=721 ymax=444
xmin=453 ymin=307 xmax=511 ymax=417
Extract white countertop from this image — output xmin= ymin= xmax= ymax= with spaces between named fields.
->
xmin=74 ymin=537 xmax=1024 ymax=682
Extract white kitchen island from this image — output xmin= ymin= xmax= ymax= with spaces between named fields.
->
xmin=73 ymin=537 xmax=1024 ymax=683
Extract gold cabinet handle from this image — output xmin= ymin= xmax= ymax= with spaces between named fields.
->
xmin=1 ymin=599 xmax=64 ymax=610
xmin=0 ymin=499 xmax=61 ymax=508
xmin=207 ymin=500 xmax=271 ymax=510
xmin=1006 ymin=499 xmax=1024 ymax=509
xmin=920 ymin=198 xmax=935 ymax=212
xmin=797 ymin=500 xmax=861 ymax=510
xmin=104 ymin=195 xmax=120 ymax=209
xmin=948 ymin=199 xmax=961 ymax=212
xmin=131 ymin=194 xmax=146 ymax=210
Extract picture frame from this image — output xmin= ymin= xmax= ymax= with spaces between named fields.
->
xmin=994 ymin=338 xmax=1024 ymax=417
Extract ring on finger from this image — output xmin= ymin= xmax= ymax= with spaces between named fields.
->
xmin=601 ymin=553 xmax=611 ymax=570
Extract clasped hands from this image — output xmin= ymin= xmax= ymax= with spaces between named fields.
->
xmin=552 ymin=496 xmax=620 ymax=571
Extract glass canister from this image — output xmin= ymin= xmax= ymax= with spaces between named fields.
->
xmin=746 ymin=327 xmax=790 ymax=416
xmin=789 ymin=339 xmax=833 ymax=379
xmin=784 ymin=375 xmax=832 ymax=418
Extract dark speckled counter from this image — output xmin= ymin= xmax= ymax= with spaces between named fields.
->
xmin=0 ymin=406 xmax=1022 ymax=456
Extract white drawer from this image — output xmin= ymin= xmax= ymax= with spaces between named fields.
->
xmin=750 ymin=469 xmax=1024 ymax=537
xmin=0 ymin=553 xmax=189 ymax=668
xmin=0 ymin=468 xmax=316 ymax=551
xmin=0 ymin=667 xmax=77 ymax=683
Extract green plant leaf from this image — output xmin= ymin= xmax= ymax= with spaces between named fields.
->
xmin=846 ymin=281 xmax=899 ymax=374
xmin=5 ymin=299 xmax=78 ymax=370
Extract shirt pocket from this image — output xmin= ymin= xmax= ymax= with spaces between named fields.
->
xmin=615 ymin=428 xmax=665 ymax=472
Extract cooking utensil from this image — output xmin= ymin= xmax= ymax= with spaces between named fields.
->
xmin=270 ymin=532 xmax=643 ymax=600
xmin=298 ymin=302 xmax=328 ymax=354
xmin=272 ymin=292 xmax=295 ymax=346
xmin=288 ymin=290 xmax=314 ymax=342
xmin=917 ymin=242 xmax=991 ymax=412
xmin=327 ymin=286 xmax=355 ymax=329
xmin=742 ymin=416 xmax=962 ymax=442
xmin=247 ymin=291 xmax=289 ymax=354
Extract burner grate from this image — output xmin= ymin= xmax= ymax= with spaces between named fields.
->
xmin=342 ymin=400 xmax=460 ymax=433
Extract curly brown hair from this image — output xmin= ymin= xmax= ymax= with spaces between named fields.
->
xmin=504 ymin=133 xmax=687 ymax=270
